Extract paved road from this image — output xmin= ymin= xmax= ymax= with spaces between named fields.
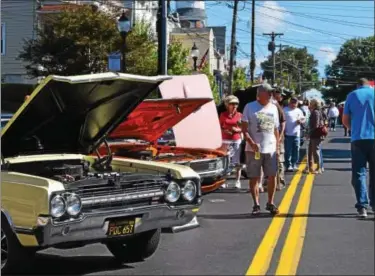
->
xmin=23 ymin=128 xmax=374 ymax=275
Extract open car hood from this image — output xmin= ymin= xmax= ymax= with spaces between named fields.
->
xmin=1 ymin=72 xmax=171 ymax=158
xmin=109 ymin=98 xmax=212 ymax=142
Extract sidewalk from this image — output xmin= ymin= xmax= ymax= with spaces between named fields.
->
xmin=297 ymin=127 xmax=374 ymax=275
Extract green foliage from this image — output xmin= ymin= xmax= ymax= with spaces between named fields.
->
xmin=232 ymin=67 xmax=250 ymax=91
xmin=167 ymin=39 xmax=191 ymax=75
xmin=260 ymin=46 xmax=320 ymax=94
xmin=125 ymin=20 xmax=158 ymax=76
xmin=324 ymin=36 xmax=375 ymax=101
xmin=19 ymin=6 xmax=192 ymax=77
xmin=201 ymin=63 xmax=220 ymax=104
xmin=19 ymin=5 xmax=119 ymax=77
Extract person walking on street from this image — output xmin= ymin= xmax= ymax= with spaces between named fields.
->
xmin=263 ymin=88 xmax=286 ymax=191
xmin=328 ymin=102 xmax=339 ymax=131
xmin=301 ymin=99 xmax=311 ymax=121
xmin=219 ymin=95 xmax=243 ymax=189
xmin=338 ymin=103 xmax=344 ymax=125
xmin=284 ymin=97 xmax=306 ymax=171
xmin=306 ymin=99 xmax=326 ymax=174
xmin=342 ymin=78 xmax=374 ymax=218
xmin=242 ymin=83 xmax=280 ymax=215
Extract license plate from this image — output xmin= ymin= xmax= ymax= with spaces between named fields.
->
xmin=106 ymin=218 xmax=136 ymax=237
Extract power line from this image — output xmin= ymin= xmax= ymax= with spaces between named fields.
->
xmin=254 ymin=4 xmax=374 ymax=29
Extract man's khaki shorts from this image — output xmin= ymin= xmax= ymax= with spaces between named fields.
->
xmin=245 ymin=151 xmax=278 ymax=178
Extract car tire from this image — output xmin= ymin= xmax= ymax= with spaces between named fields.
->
xmin=106 ymin=228 xmax=161 ymax=263
xmin=1 ymin=216 xmax=35 ymax=274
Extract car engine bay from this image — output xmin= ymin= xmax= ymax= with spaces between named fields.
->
xmin=5 ymin=159 xmax=167 ymax=189
xmin=110 ymin=145 xmax=219 ymax=163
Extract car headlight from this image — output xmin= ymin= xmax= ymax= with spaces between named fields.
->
xmin=65 ymin=193 xmax=82 ymax=216
xmin=165 ymin=181 xmax=181 ymax=203
xmin=182 ymin=180 xmax=197 ymax=202
xmin=216 ymin=159 xmax=224 ymax=170
xmin=50 ymin=195 xmax=66 ymax=218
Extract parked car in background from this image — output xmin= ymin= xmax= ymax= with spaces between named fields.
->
xmin=1 ymin=73 xmax=202 ymax=273
xmin=1 ymin=113 xmax=13 ymax=128
xmin=101 ymin=98 xmax=230 ymax=194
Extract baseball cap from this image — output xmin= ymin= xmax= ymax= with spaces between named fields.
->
xmin=225 ymin=95 xmax=239 ymax=105
xmin=259 ymin=83 xmax=275 ymax=93
xmin=290 ymin=97 xmax=298 ymax=102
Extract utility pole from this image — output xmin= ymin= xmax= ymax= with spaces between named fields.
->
xmin=228 ymin=0 xmax=239 ymax=94
xmin=249 ymin=0 xmax=256 ymax=83
xmin=157 ymin=0 xmax=168 ymax=75
xmin=278 ymin=44 xmax=288 ymax=86
xmin=263 ymin=32 xmax=284 ymax=85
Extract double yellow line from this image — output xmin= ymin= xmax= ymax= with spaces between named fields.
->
xmin=246 ymin=159 xmax=316 ymax=276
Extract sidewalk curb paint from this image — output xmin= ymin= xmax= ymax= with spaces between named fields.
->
xmin=275 ymin=173 xmax=315 ymax=276
xmin=246 ymin=159 xmax=307 ymax=276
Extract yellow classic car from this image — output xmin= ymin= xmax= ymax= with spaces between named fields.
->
xmin=1 ymin=72 xmax=202 ymax=273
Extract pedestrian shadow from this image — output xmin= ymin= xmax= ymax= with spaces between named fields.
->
xmin=213 ymin=188 xmax=250 ymax=194
xmin=323 ymin=168 xmax=352 ymax=172
xmin=8 ymin=254 xmax=134 ymax=276
xmin=198 ymin=212 xmax=363 ymax=220
xmin=329 ymin=138 xmax=351 ymax=144
xmin=322 ymin=159 xmax=351 ymax=163
xmin=322 ymin=149 xmax=351 ymax=159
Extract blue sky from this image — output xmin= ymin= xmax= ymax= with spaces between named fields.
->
xmin=202 ymin=0 xmax=374 ymax=77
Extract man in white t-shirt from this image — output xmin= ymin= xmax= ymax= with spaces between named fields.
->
xmin=328 ymin=102 xmax=339 ymax=131
xmin=242 ymin=83 xmax=280 ymax=215
xmin=283 ymin=97 xmax=306 ymax=171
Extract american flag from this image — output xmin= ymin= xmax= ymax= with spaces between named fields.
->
xmin=198 ymin=49 xmax=209 ymax=70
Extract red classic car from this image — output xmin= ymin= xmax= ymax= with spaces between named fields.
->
xmin=98 ymin=98 xmax=230 ymax=194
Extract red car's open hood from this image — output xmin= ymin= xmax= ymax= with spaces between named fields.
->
xmin=110 ymin=98 xmax=212 ymax=142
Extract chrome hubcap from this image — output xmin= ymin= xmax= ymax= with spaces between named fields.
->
xmin=1 ymin=228 xmax=8 ymax=269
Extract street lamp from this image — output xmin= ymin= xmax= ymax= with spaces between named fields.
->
xmin=191 ymin=43 xmax=200 ymax=71
xmin=117 ymin=11 xmax=131 ymax=73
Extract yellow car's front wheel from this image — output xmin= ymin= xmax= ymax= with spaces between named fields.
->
xmin=1 ymin=217 xmax=35 ymax=274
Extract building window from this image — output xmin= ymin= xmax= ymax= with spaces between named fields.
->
xmin=1 ymin=23 xmax=5 ymax=55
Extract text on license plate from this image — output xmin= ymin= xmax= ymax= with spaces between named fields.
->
xmin=107 ymin=218 xmax=136 ymax=237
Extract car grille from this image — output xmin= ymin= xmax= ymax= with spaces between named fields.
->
xmin=65 ymin=175 xmax=167 ymax=211
xmin=189 ymin=160 xmax=219 ymax=172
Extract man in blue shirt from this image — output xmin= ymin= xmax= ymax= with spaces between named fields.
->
xmin=343 ymin=78 xmax=375 ymax=218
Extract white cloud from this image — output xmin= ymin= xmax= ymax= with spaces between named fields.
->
xmin=237 ymin=56 xmax=267 ymax=73
xmin=289 ymin=28 xmax=311 ymax=35
xmin=255 ymin=1 xmax=290 ymax=33
xmin=316 ymin=46 xmax=337 ymax=65
xmin=237 ymin=59 xmax=250 ymax=68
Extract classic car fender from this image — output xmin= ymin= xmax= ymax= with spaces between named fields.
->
xmin=1 ymin=171 xmax=65 ymax=247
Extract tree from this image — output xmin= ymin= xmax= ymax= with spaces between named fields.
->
xmin=260 ymin=46 xmax=320 ymax=94
xmin=167 ymin=39 xmax=191 ymax=75
xmin=19 ymin=5 xmax=119 ymax=77
xmin=323 ymin=36 xmax=375 ymax=101
xmin=19 ymin=5 xmax=191 ymax=77
xmin=201 ymin=63 xmax=220 ymax=104
xmin=232 ymin=67 xmax=250 ymax=91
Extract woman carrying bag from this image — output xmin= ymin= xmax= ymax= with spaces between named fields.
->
xmin=306 ymin=99 xmax=327 ymax=174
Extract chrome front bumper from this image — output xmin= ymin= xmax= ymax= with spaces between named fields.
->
xmin=31 ymin=203 xmax=200 ymax=247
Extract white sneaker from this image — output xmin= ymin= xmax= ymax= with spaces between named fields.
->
xmin=357 ymin=208 xmax=367 ymax=218
xmin=221 ymin=183 xmax=228 ymax=189
xmin=235 ymin=180 xmax=241 ymax=189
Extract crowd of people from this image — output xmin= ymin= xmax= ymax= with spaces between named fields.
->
xmin=219 ymin=78 xmax=374 ymax=218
